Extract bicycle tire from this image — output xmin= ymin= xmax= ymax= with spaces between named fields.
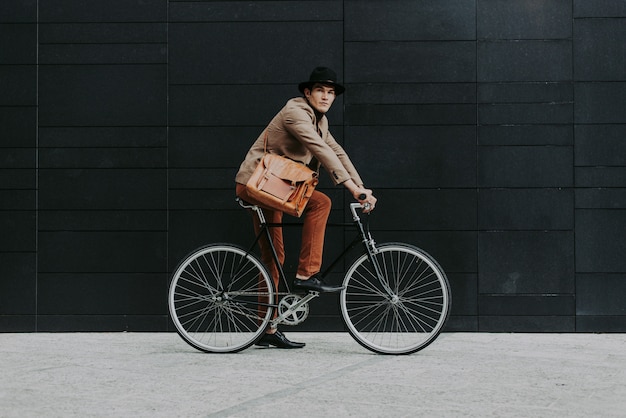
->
xmin=340 ymin=242 xmax=451 ymax=355
xmin=168 ymin=243 xmax=274 ymax=353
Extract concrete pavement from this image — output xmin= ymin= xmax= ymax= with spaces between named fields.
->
xmin=1 ymin=332 xmax=625 ymax=417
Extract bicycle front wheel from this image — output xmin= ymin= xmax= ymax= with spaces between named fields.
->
xmin=168 ymin=244 xmax=274 ymax=353
xmin=340 ymin=243 xmax=450 ymax=355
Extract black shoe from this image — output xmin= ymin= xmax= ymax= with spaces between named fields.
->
xmin=255 ymin=330 xmax=305 ymax=349
xmin=293 ymin=275 xmax=344 ymax=293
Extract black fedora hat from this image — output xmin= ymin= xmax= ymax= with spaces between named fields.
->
xmin=298 ymin=67 xmax=345 ymax=95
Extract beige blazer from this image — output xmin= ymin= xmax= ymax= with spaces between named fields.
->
xmin=235 ymin=97 xmax=364 ymax=187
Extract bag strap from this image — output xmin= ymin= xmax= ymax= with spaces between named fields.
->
xmin=263 ymin=130 xmax=320 ymax=174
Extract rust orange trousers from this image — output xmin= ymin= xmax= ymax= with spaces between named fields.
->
xmin=235 ymin=183 xmax=331 ymax=291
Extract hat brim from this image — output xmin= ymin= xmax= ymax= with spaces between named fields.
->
xmin=298 ymin=81 xmax=345 ymax=96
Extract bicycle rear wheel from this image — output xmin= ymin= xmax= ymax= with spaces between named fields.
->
xmin=168 ymin=244 xmax=274 ymax=353
xmin=340 ymin=243 xmax=450 ymax=355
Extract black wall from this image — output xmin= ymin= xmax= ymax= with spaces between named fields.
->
xmin=1 ymin=0 xmax=625 ymax=332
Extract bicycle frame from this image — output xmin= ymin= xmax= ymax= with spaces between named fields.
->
xmin=236 ymin=199 xmax=384 ymax=296
xmin=169 ymin=199 xmax=451 ymax=354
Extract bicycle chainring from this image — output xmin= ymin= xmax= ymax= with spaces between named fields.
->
xmin=277 ymin=295 xmax=310 ymax=326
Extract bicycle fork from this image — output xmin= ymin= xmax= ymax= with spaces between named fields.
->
xmin=349 ymin=203 xmax=396 ymax=298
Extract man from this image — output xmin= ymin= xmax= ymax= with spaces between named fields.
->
xmin=235 ymin=67 xmax=377 ymax=348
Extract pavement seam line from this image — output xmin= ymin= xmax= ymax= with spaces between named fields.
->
xmin=205 ymin=355 xmax=389 ymax=417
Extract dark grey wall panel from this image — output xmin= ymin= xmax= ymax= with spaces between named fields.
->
xmin=38 ymin=231 xmax=166 ymax=273
xmin=575 ymin=167 xmax=626 ymax=188
xmin=373 ymin=189 xmax=477 ymax=231
xmin=39 ymin=23 xmax=167 ymax=43
xmin=574 ymin=19 xmax=626 ymax=81
xmin=478 ymin=0 xmax=572 ymax=39
xmin=576 ymin=316 xmax=626 ymax=333
xmin=0 ymin=24 xmax=37 ymax=63
xmin=0 ymin=317 xmax=35 ymax=333
xmin=0 ymin=66 xmax=37 ymax=105
xmin=39 ymin=211 xmax=166 ymax=231
xmin=0 ymin=212 xmax=36 ymax=251
xmin=478 ymin=102 xmax=573 ymax=125
xmin=39 ymin=148 xmax=166 ymax=169
xmin=478 ymin=231 xmax=575 ymax=294
xmin=39 ymin=169 xmax=166 ymax=210
xmin=345 ymin=0 xmax=476 ymax=41
xmin=39 ymin=65 xmax=166 ymax=126
xmin=40 ymin=44 xmax=166 ymax=65
xmin=577 ymin=274 xmax=626 ymax=315
xmin=169 ymin=188 xmax=241 ymax=211
xmin=39 ymin=127 xmax=166 ymax=148
xmin=479 ymin=189 xmax=573 ymax=230
xmin=169 ymin=127 xmax=260 ymax=168
xmin=0 ymin=108 xmax=36 ymax=147
xmin=479 ymin=316 xmax=575 ymax=332
xmin=38 ymin=273 xmax=165 ymax=314
xmin=0 ymin=190 xmax=35 ymax=210
xmin=0 ymin=253 xmax=36 ymax=313
xmin=575 ymin=83 xmax=626 ymax=123
xmin=169 ymin=1 xmax=342 ymax=22
xmin=169 ymin=168 xmax=238 ymax=190
xmin=576 ymin=210 xmax=626 ymax=272
xmin=479 ymin=295 xmax=574 ymax=316
xmin=449 ymin=273 xmax=478 ymax=314
xmin=478 ymin=41 xmax=572 ymax=82
xmin=0 ymin=169 xmax=36 ymax=189
xmin=574 ymin=0 xmax=626 ymax=17
xmin=39 ymin=0 xmax=167 ymax=22
xmin=38 ymin=315 xmax=166 ymax=332
xmin=348 ymin=83 xmax=476 ymax=105
xmin=0 ymin=0 xmax=37 ymax=22
xmin=576 ymin=189 xmax=626 ymax=209
xmin=478 ymin=146 xmax=573 ymax=187
xmin=479 ymin=82 xmax=573 ymax=104
xmin=0 ymin=148 xmax=35 ymax=168
xmin=169 ymin=210 xmax=254 ymax=264
xmin=169 ymin=22 xmax=343 ymax=84
xmin=346 ymin=126 xmax=476 ymax=188
xmin=575 ymin=125 xmax=626 ymax=166
xmin=478 ymin=125 xmax=573 ymax=146
xmin=374 ymin=231 xmax=478 ymax=274
xmin=346 ymin=42 xmax=476 ymax=83
xmin=346 ymin=104 xmax=476 ymax=126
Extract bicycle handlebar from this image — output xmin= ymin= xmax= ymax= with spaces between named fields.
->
xmin=350 ymin=202 xmax=372 ymax=220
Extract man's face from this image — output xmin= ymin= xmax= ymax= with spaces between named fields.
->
xmin=304 ymin=83 xmax=336 ymax=114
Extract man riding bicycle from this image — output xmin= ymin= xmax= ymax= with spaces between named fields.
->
xmin=235 ymin=67 xmax=377 ymax=348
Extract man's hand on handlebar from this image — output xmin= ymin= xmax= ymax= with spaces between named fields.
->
xmin=354 ymin=188 xmax=377 ymax=213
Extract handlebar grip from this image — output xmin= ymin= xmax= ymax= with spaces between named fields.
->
xmin=358 ymin=193 xmax=366 ymax=200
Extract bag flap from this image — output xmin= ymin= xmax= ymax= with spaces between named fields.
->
xmin=262 ymin=154 xmax=317 ymax=182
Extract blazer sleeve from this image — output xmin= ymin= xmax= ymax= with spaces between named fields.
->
xmin=282 ymin=102 xmax=364 ymax=186
xmin=325 ymin=131 xmax=364 ymax=187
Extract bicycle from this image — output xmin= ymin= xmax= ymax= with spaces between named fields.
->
xmin=168 ymin=197 xmax=451 ymax=355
